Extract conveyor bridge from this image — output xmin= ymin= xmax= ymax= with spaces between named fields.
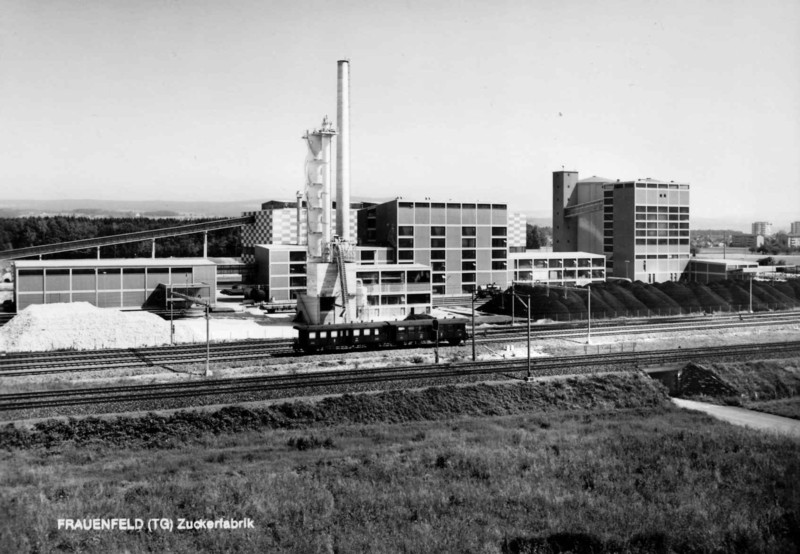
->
xmin=0 ymin=215 xmax=254 ymax=260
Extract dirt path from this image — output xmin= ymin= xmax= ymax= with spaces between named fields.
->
xmin=672 ymin=398 xmax=800 ymax=438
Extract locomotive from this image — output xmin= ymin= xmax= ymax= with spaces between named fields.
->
xmin=293 ymin=318 xmax=469 ymax=354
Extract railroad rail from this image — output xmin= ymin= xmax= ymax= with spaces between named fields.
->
xmin=2 ymin=341 xmax=800 ymax=413
xmin=1 ymin=311 xmax=799 ymax=377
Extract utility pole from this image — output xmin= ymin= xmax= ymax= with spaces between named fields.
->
xmin=526 ymin=295 xmax=531 ymax=381
xmin=511 ymin=282 xmax=515 ymax=326
xmin=749 ymin=276 xmax=753 ymax=313
xmin=205 ymin=304 xmax=211 ymax=377
xmin=587 ymin=284 xmax=592 ymax=344
xmin=471 ymin=293 xmax=476 ymax=362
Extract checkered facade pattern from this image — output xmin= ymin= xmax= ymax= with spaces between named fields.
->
xmin=508 ymin=212 xmax=527 ymax=249
xmin=241 ymin=208 xmax=358 ymax=263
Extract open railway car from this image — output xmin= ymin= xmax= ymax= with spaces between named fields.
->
xmin=293 ymin=318 xmax=469 ymax=354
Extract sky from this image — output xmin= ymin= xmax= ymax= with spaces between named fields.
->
xmin=1 ymin=0 xmax=799 ymax=230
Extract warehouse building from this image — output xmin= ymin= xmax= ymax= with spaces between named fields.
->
xmin=14 ymin=258 xmax=216 ymax=311
xmin=686 ymin=258 xmax=759 ymax=283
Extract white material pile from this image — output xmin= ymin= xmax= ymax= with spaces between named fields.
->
xmin=0 ymin=302 xmax=175 ymax=352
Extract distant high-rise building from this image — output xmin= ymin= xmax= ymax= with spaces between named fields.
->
xmin=751 ymin=221 xmax=773 ymax=236
xmin=552 ymin=171 xmax=690 ymax=283
xmin=790 ymin=221 xmax=800 ymax=235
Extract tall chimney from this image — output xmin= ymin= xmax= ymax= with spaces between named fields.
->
xmin=336 ymin=59 xmax=350 ymax=241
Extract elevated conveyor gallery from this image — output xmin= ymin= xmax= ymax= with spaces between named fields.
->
xmin=0 ymin=216 xmax=254 ymax=260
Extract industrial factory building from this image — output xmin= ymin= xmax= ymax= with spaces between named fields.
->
xmin=357 ymin=199 xmax=524 ymax=296
xmin=685 ymin=258 xmax=759 ymax=284
xmin=240 ymin=201 xmax=358 ymax=264
xmin=553 ymin=171 xmax=691 ymax=283
xmin=14 ymin=258 xmax=216 ymax=311
xmin=509 ymin=251 xmax=606 ymax=286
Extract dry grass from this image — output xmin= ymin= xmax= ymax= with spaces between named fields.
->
xmin=1 ymin=378 xmax=799 ymax=553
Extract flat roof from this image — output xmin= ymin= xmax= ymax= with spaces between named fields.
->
xmin=14 ymin=257 xmax=215 ymax=268
xmin=509 ymin=251 xmax=605 ymax=260
xmin=690 ymin=258 xmax=759 ymax=267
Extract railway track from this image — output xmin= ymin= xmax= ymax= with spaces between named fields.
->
xmin=1 ymin=311 xmax=798 ymax=377
xmin=479 ymin=311 xmax=800 ymax=342
xmin=3 ymin=341 xmax=800 ymax=413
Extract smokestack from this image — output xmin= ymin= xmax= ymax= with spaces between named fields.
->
xmin=336 ymin=59 xmax=350 ymax=241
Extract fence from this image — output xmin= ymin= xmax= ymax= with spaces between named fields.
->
xmin=526 ymin=303 xmax=800 ymax=322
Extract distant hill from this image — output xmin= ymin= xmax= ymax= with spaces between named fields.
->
xmin=0 ymin=199 xmax=270 ymax=218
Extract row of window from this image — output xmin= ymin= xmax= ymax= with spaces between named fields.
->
xmin=635 ymin=222 xmax=690 ymax=229
xmin=515 ymin=258 xmax=605 ymax=269
xmin=634 ymin=206 xmax=690 ymax=213
xmin=433 ymin=285 xmax=479 ymax=295
xmin=399 ymin=238 xmax=509 ymax=248
xmin=635 ymin=238 xmax=690 ymax=245
xmin=635 ymin=230 xmax=691 ymax=237
xmin=399 ymin=226 xmax=507 ymax=237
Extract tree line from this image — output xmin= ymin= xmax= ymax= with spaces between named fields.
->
xmin=0 ymin=216 xmax=241 ymax=259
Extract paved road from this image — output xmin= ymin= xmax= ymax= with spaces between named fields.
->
xmin=672 ymin=398 xmax=800 ymax=438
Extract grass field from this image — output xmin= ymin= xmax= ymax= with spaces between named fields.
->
xmin=747 ymin=397 xmax=800 ymax=420
xmin=2 ymin=376 xmax=799 ymax=553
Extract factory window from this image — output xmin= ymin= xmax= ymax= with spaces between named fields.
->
xmin=398 ymin=250 xmax=414 ymax=262
xmin=358 ymin=272 xmax=379 ymax=285
xmin=381 ymin=295 xmax=403 ymax=305
xmin=398 ymin=238 xmax=414 ymax=248
xmin=432 ymin=261 xmax=446 ymax=272
xmin=462 ymin=250 xmax=476 ymax=260
xmin=491 ymin=249 xmax=506 ymax=259
xmin=289 ymin=276 xmax=306 ymax=287
xmin=492 ymin=238 xmax=507 ymax=248
xmin=431 ymin=250 xmax=446 ymax=260
xmin=478 ymin=203 xmax=491 ymax=210
xmin=399 ymin=226 xmax=414 ymax=236
xmin=289 ymin=251 xmax=306 ymax=262
xmin=431 ymin=226 xmax=446 ymax=236
xmin=492 ymin=261 xmax=507 ymax=270
xmin=407 ymin=270 xmax=430 ymax=283
xmin=399 ymin=202 xmax=413 ymax=208
xmin=431 ymin=238 xmax=446 ymax=248
xmin=548 ymin=259 xmax=563 ymax=268
xmin=407 ymin=294 xmax=431 ymax=304
xmin=534 ymin=259 xmax=548 ymax=269
xmin=367 ymin=295 xmax=380 ymax=306
xmin=462 ymin=238 xmax=476 ymax=248
xmin=431 ymin=203 xmax=445 ymax=209
xmin=491 ymin=226 xmax=507 ymax=236
xmin=433 ymin=285 xmax=446 ymax=295
xmin=432 ymin=273 xmax=446 ymax=283
xmin=462 ymin=285 xmax=476 ymax=294
xmin=360 ymin=250 xmax=375 ymax=262
xmin=289 ymin=264 xmax=306 ymax=274
xmin=462 ymin=226 xmax=476 ymax=236
xmin=462 ymin=261 xmax=476 ymax=271
xmin=462 ymin=273 xmax=476 ymax=283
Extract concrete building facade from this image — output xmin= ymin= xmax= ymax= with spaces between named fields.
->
xmin=510 ymin=251 xmax=606 ymax=286
xmin=14 ymin=258 xmax=216 ymax=311
xmin=553 ymin=171 xmax=690 ymax=283
xmin=357 ymin=199 xmax=523 ymax=295
xmin=791 ymin=222 xmax=800 ymax=235
xmin=751 ymin=221 xmax=773 ymax=236
xmin=240 ymin=202 xmax=358 ymax=263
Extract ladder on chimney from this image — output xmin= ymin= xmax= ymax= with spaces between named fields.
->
xmin=333 ymin=241 xmax=349 ymax=323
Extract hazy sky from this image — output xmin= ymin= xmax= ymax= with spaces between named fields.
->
xmin=1 ymin=0 xmax=799 ymax=228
